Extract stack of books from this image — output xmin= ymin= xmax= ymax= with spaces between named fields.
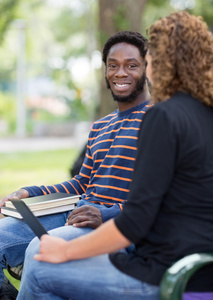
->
xmin=1 ymin=193 xmax=80 ymax=219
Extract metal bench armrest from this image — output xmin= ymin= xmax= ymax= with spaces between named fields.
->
xmin=160 ymin=253 xmax=213 ymax=300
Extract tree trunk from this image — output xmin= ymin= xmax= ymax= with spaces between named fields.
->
xmin=97 ymin=0 xmax=148 ymax=118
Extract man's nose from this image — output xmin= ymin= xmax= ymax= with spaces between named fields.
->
xmin=115 ymin=66 xmax=127 ymax=77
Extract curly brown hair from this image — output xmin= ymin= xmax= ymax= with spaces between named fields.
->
xmin=147 ymin=11 xmax=213 ymax=107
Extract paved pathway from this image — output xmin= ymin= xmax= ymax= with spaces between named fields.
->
xmin=0 ymin=136 xmax=87 ymax=153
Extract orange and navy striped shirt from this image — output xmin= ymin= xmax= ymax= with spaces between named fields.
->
xmin=25 ymin=101 xmax=151 ymax=221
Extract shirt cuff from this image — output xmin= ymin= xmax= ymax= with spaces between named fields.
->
xmin=23 ymin=186 xmax=44 ymax=197
xmin=99 ymin=204 xmax=122 ymax=222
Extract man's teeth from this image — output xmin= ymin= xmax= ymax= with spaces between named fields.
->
xmin=116 ymin=84 xmax=128 ymax=87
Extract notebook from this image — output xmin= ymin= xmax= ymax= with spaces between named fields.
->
xmin=5 ymin=192 xmax=80 ymax=210
xmin=11 ymin=199 xmax=48 ymax=239
xmin=2 ymin=192 xmax=80 ymax=219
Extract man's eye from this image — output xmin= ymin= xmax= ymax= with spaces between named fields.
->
xmin=108 ymin=64 xmax=117 ymax=69
xmin=128 ymin=64 xmax=137 ymax=69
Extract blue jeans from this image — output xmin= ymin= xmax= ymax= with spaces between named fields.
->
xmin=17 ymin=225 xmax=159 ymax=300
xmin=0 ymin=211 xmax=71 ymax=286
xmin=0 ymin=199 xmax=105 ymax=287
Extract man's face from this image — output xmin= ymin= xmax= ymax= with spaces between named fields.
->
xmin=105 ymin=42 xmax=146 ymax=103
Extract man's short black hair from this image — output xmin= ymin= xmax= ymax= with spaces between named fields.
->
xmin=102 ymin=31 xmax=148 ymax=65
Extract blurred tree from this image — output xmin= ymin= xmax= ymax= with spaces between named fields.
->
xmin=0 ymin=0 xmax=96 ymax=136
xmin=191 ymin=0 xmax=213 ymax=30
xmin=0 ymin=0 xmax=21 ymax=44
xmin=142 ymin=0 xmax=175 ymax=32
xmin=97 ymin=0 xmax=213 ymax=118
xmin=97 ymin=0 xmax=148 ymax=118
xmin=1 ymin=0 xmax=213 ymax=133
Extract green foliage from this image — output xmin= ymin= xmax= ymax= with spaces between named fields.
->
xmin=142 ymin=0 xmax=175 ymax=36
xmin=113 ymin=5 xmax=130 ymax=31
xmin=69 ymin=98 xmax=88 ymax=121
xmin=191 ymin=0 xmax=213 ymax=30
xmin=99 ymin=30 xmax=110 ymax=49
xmin=0 ymin=0 xmax=21 ymax=44
xmin=149 ymin=0 xmax=166 ymax=5
xmin=28 ymin=108 xmax=66 ymax=123
xmin=143 ymin=0 xmax=213 ymax=37
xmin=2 ymin=0 xmax=212 ymax=135
xmin=0 ymin=1 xmax=96 ymax=134
xmin=0 ymin=91 xmax=16 ymax=133
xmin=53 ymin=7 xmax=87 ymax=44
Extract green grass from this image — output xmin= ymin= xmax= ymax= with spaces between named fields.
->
xmin=0 ymin=149 xmax=79 ymax=199
xmin=1 ymin=148 xmax=79 ymax=290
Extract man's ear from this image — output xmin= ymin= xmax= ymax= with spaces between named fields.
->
xmin=146 ymin=77 xmax=152 ymax=93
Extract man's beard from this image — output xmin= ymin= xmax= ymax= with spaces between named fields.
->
xmin=105 ymin=73 xmax=146 ymax=103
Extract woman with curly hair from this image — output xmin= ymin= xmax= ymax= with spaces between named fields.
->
xmin=147 ymin=11 xmax=213 ymax=107
xmin=17 ymin=12 xmax=213 ymax=300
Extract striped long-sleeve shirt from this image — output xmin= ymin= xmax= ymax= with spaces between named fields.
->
xmin=25 ymin=101 xmax=150 ymax=221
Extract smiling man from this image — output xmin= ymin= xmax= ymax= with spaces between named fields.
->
xmin=104 ymin=43 xmax=147 ymax=107
xmin=0 ymin=31 xmax=150 ymax=299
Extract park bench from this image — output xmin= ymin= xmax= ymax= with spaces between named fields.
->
xmin=160 ymin=252 xmax=213 ymax=299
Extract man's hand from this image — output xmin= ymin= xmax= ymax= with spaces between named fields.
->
xmin=0 ymin=188 xmax=29 ymax=209
xmin=34 ymin=235 xmax=69 ymax=263
xmin=66 ymin=205 xmax=103 ymax=229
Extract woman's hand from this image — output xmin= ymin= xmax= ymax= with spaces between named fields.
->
xmin=34 ymin=235 xmax=69 ymax=263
